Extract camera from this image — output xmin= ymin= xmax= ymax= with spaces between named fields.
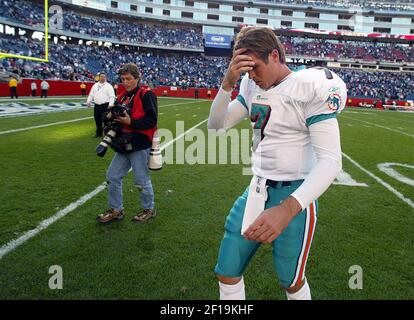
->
xmin=96 ymin=102 xmax=130 ymax=157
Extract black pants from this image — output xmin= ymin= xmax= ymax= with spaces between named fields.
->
xmin=94 ymin=103 xmax=109 ymax=136
xmin=32 ymin=89 xmax=36 ymax=97
xmin=10 ymin=87 xmax=18 ymax=99
xmin=81 ymin=89 xmax=86 ymax=96
xmin=41 ymin=89 xmax=48 ymax=98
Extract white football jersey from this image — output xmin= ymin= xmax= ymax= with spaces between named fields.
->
xmin=237 ymin=67 xmax=347 ymax=181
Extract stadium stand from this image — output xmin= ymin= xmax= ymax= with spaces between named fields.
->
xmin=0 ymin=33 xmax=227 ymax=89
xmin=280 ymin=36 xmax=414 ymax=63
xmin=2 ymin=33 xmax=413 ymax=100
xmin=255 ymin=0 xmax=414 ymax=11
xmin=0 ymin=0 xmax=203 ymax=49
xmin=1 ymin=1 xmax=414 ymax=63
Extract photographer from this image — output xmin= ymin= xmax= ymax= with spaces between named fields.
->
xmin=97 ymin=63 xmax=158 ymax=223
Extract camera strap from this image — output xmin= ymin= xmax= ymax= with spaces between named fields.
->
xmin=118 ymin=85 xmax=141 ymax=110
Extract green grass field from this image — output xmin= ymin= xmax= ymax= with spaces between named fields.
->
xmin=0 ymin=97 xmax=413 ymax=300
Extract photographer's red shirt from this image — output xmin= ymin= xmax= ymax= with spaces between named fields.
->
xmin=117 ymin=85 xmax=158 ymax=150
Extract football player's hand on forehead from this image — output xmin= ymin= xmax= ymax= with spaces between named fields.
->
xmin=222 ymin=48 xmax=255 ymax=91
xmin=231 ymin=48 xmax=255 ymax=73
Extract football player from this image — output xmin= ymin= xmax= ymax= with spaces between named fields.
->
xmin=208 ymin=27 xmax=347 ymax=300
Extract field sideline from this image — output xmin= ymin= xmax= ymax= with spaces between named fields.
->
xmin=0 ymin=97 xmax=413 ymax=299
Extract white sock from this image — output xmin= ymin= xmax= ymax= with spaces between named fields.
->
xmin=219 ymin=277 xmax=245 ymax=300
xmin=286 ymin=279 xmax=311 ymax=300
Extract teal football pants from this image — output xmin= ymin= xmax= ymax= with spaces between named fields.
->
xmin=214 ymin=180 xmax=318 ymax=288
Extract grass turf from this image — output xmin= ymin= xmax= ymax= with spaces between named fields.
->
xmin=0 ymin=100 xmax=413 ymax=299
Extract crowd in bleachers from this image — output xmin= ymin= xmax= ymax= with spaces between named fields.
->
xmin=61 ymin=12 xmax=202 ymax=49
xmin=2 ymin=0 xmax=414 ymax=63
xmin=280 ymin=36 xmax=414 ymax=63
xmin=0 ymin=34 xmax=227 ymax=89
xmin=0 ymin=0 xmax=203 ymax=49
xmin=262 ymin=0 xmax=414 ymax=11
xmin=2 ymin=33 xmax=414 ymax=100
xmin=334 ymin=68 xmax=414 ymax=100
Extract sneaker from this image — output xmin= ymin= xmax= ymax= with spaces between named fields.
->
xmin=132 ymin=209 xmax=156 ymax=222
xmin=96 ymin=209 xmax=125 ymax=223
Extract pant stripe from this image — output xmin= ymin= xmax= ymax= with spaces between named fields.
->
xmin=290 ymin=201 xmax=317 ymax=286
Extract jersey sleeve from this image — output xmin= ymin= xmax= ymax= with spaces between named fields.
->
xmin=235 ymin=74 xmax=251 ymax=113
xmin=304 ymin=69 xmax=347 ymax=127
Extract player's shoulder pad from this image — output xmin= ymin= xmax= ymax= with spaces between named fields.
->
xmin=287 ymin=68 xmax=321 ymax=102
xmin=292 ymin=68 xmax=347 ymax=112
xmin=315 ymin=69 xmax=347 ymax=113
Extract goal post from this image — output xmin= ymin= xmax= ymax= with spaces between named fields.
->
xmin=0 ymin=0 xmax=49 ymax=62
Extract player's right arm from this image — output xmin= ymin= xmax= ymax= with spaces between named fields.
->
xmin=207 ymin=49 xmax=255 ymax=130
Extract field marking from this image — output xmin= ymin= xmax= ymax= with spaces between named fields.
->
xmin=343 ymin=111 xmax=377 ymax=115
xmin=342 ymin=116 xmax=414 ymax=138
xmin=0 ymin=117 xmax=93 ymax=135
xmin=0 ymin=96 xmax=209 ymax=102
xmin=0 ymin=118 xmax=208 ymax=260
xmin=0 ymin=100 xmax=208 ymax=135
xmin=333 ymin=170 xmax=368 ymax=187
xmin=343 ymin=153 xmax=414 ymax=210
xmin=0 ymin=97 xmax=86 ymax=102
xmin=377 ymin=163 xmax=414 ymax=187
xmin=0 ymin=98 xmax=206 ymax=119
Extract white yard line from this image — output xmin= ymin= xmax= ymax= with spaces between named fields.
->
xmin=342 ymin=116 xmax=414 ymax=138
xmin=0 ymin=97 xmax=85 ymax=101
xmin=343 ymin=152 xmax=414 ymax=210
xmin=0 ymin=100 xmax=208 ymax=135
xmin=0 ymin=117 xmax=93 ymax=135
xmin=0 ymin=184 xmax=107 ymax=260
xmin=0 ymin=118 xmax=208 ymax=260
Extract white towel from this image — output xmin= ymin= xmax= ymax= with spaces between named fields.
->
xmin=241 ymin=176 xmax=268 ymax=235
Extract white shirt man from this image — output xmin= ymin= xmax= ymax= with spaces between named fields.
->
xmin=87 ymin=72 xmax=115 ymax=137
xmin=31 ymin=82 xmax=37 ymax=97
xmin=86 ymin=74 xmax=115 ymax=107
xmin=40 ymin=80 xmax=49 ymax=98
xmin=40 ymin=80 xmax=49 ymax=90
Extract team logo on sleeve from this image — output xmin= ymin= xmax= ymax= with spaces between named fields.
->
xmin=326 ymin=87 xmax=342 ymax=111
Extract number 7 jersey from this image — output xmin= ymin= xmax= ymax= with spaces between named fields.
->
xmin=237 ymin=67 xmax=347 ymax=181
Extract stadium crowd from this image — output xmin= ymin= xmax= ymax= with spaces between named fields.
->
xmin=0 ymin=0 xmax=203 ymax=49
xmin=2 ymin=0 xmax=414 ymax=63
xmin=2 ymin=33 xmax=414 ymax=100
xmin=262 ymin=0 xmax=414 ymax=11
xmin=0 ymin=34 xmax=227 ymax=89
xmin=281 ymin=36 xmax=414 ymax=63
